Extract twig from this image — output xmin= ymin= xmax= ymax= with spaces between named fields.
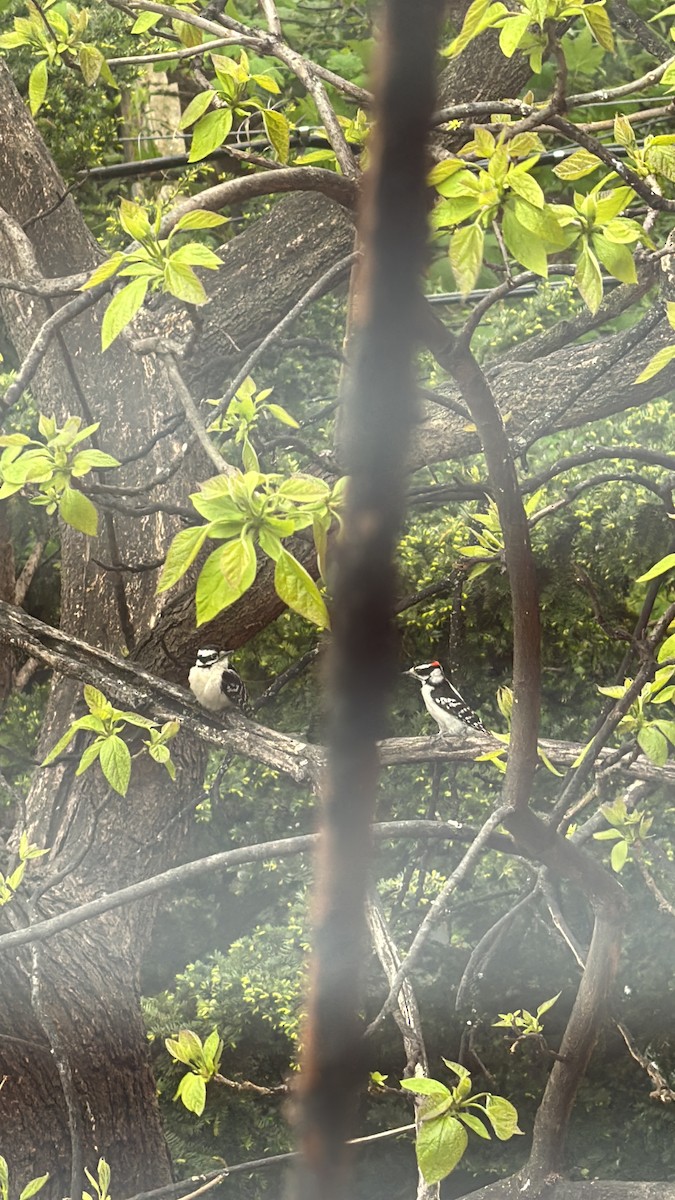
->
xmin=163 ymin=354 xmax=234 ymax=475
xmin=208 ymin=251 xmax=358 ymax=422
xmin=365 ymin=804 xmax=510 ymax=1035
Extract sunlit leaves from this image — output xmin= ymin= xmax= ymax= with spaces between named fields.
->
xmin=0 ymin=414 xmax=119 ymax=535
xmin=166 ymin=1027 xmax=223 ymax=1116
xmin=400 ymin=1060 xmax=522 ymax=1184
xmin=159 ymin=460 xmax=342 ymax=629
xmin=100 ymin=277 xmax=149 ymax=351
xmin=0 ymin=832 xmax=48 ymax=908
xmin=450 ymin=222 xmax=484 ymax=294
xmin=0 ymin=0 xmax=113 ymax=111
xmin=442 ymin=0 xmax=614 ymax=70
xmin=83 ymin=203 xmax=228 ymax=348
xmin=41 ymin=687 xmax=180 ymax=796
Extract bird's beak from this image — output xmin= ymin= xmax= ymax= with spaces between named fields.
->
xmin=403 ymin=667 xmax=417 ymax=678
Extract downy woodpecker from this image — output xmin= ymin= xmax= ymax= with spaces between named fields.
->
xmin=405 ymin=661 xmax=487 ymax=736
xmin=189 ymin=648 xmax=248 ymax=714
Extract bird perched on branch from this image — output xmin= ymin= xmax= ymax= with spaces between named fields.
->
xmin=189 ymin=648 xmax=248 ymax=714
xmin=405 ymin=661 xmax=488 ymax=737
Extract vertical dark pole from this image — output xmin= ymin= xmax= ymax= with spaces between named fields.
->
xmin=294 ymin=4 xmax=445 ymax=1198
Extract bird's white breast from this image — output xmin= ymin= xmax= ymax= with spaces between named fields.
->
xmin=189 ymin=663 xmax=230 ymax=712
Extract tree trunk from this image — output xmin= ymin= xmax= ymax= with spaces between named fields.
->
xmin=0 ymin=61 xmax=330 ymax=1193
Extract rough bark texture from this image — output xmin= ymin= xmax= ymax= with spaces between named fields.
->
xmin=461 ymin=1179 xmax=675 ymax=1200
xmin=0 ymin=0 xmax=670 ymax=1190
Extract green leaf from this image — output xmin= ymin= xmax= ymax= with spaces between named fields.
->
xmin=101 ymin=278 xmax=149 ymax=350
xmin=169 ymin=243 xmax=222 ymax=270
xmin=591 ymin=233 xmax=636 ymax=284
xmin=28 ymin=59 xmax=48 ymax=115
xmin=157 ymin=525 xmax=208 ymax=593
xmin=502 ymin=206 xmax=548 ymax=276
xmin=657 ymin=632 xmax=675 ymax=662
xmin=172 ymin=209 xmax=228 ymax=232
xmin=443 ymin=0 xmax=496 ymax=57
xmin=459 ymin=1112 xmax=490 ymax=1139
xmin=637 ymin=724 xmax=668 ymax=766
xmin=450 ymin=223 xmax=484 ymax=295
xmin=258 ymin=526 xmax=283 ymax=561
xmin=266 ymin=402 xmax=299 ymax=428
xmin=634 ymin=346 xmax=675 ymax=385
xmin=188 ymin=108 xmax=233 ymax=162
xmin=399 ymin=1078 xmax=452 ymax=1100
xmin=252 ymin=71 xmax=280 ymax=93
xmin=553 ymin=148 xmax=600 ymax=180
xmin=0 ymin=30 xmax=29 ymax=48
xmin=81 ymin=253 xmax=126 ymax=290
xmin=278 ymin=475 xmax=330 ymax=503
xmin=202 ymin=1028 xmax=221 ymax=1068
xmin=99 ymin=735 xmax=132 ymax=796
xmin=484 ymin=1095 xmax=523 ymax=1140
xmin=499 ymin=12 xmax=530 ymax=56
xmin=41 ymin=720 xmax=84 ymax=765
xmin=583 ymin=3 xmax=614 ymax=51
xmin=506 ymin=168 xmax=544 ymax=208
xmin=417 ymin=1114 xmax=468 ymax=1184
xmin=18 ymin=1175 xmax=49 ymax=1200
xmin=195 ymin=535 xmax=257 ymax=625
xmin=176 ymin=1072 xmax=206 ymax=1116
xmin=79 ymin=43 xmax=104 ymax=86
xmin=575 ymin=243 xmax=603 ymax=313
xmin=164 ymin=260 xmax=208 ymax=305
xmin=83 ymin=685 xmax=110 ymax=714
xmin=262 ymin=108 xmax=290 ymax=163
xmin=636 ymin=553 xmax=675 ymax=582
xmin=75 ymin=739 xmax=103 ymax=776
xmin=59 ymin=487 xmax=98 ymax=537
xmin=510 ymin=196 xmax=568 ymax=244
xmin=119 ymin=198 xmax=151 ymax=241
xmin=274 ymin=548 xmax=330 ymax=629
xmin=131 ymin=9 xmax=162 ymax=32
xmin=178 ymin=89 xmax=216 ymax=130
xmin=610 ymin=839 xmax=629 ymax=873
xmin=71 ymin=449 xmax=120 ymax=476
xmin=536 ymin=992 xmax=561 ymax=1017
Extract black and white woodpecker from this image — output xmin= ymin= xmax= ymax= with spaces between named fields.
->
xmin=405 ymin=661 xmax=488 ymax=737
xmin=189 ymin=648 xmax=248 ymax=714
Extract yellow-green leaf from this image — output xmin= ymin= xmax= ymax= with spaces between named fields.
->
xmin=59 ymin=487 xmax=98 ymax=537
xmin=195 ymin=535 xmax=257 ymax=625
xmin=28 ymin=59 xmax=48 ymax=115
xmin=100 ymin=735 xmax=131 ymax=796
xmin=450 ymin=222 xmax=484 ymax=295
xmin=274 ymin=548 xmax=329 ymax=629
xmin=101 ymin=278 xmax=149 ymax=350
xmin=262 ymin=108 xmax=290 ymax=164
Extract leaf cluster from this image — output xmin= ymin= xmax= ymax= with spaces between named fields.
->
xmin=166 ymin=1028 xmax=223 ymax=1116
xmin=178 ymin=48 xmax=287 ymax=163
xmin=444 ymin=0 xmax=613 ymax=73
xmin=593 ymin=796 xmax=654 ymax=873
xmin=0 ymin=0 xmax=112 ymax=114
xmin=158 ymin=469 xmax=345 ymax=629
xmin=400 ymin=1059 xmax=522 ymax=1184
xmin=0 ymin=1157 xmax=48 ymax=1200
xmin=0 ymin=830 xmax=48 ymax=907
xmin=41 ymin=685 xmax=180 ymax=796
xmin=0 ymin=413 xmax=119 ymax=536
xmin=83 ymin=201 xmax=229 ymax=349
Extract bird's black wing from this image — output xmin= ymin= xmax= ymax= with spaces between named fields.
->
xmin=221 ymin=668 xmax=249 ymax=712
xmin=436 ymin=680 xmax=487 ymax=733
